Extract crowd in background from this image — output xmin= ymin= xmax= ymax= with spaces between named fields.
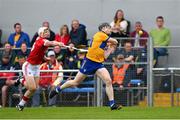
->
xmin=0 ymin=9 xmax=171 ymax=107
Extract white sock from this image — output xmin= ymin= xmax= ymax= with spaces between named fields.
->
xmin=19 ymin=99 xmax=26 ymax=106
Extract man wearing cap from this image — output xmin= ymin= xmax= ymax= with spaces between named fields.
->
xmin=15 ymin=27 xmax=64 ymax=111
xmin=32 ymin=50 xmax=63 ymax=107
xmin=112 ymin=54 xmax=129 ymax=88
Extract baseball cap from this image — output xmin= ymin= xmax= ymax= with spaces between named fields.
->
xmin=47 ymin=51 xmax=55 ymax=57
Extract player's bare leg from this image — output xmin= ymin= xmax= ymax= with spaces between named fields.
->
xmin=49 ymin=71 xmax=86 ymax=98
xmin=16 ymin=76 xmax=39 ymax=111
xmin=96 ymin=68 xmax=122 ymax=110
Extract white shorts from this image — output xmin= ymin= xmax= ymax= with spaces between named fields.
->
xmin=22 ymin=61 xmax=40 ymax=77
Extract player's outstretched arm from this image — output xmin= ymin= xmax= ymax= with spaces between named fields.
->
xmin=44 ymin=40 xmax=64 ymax=47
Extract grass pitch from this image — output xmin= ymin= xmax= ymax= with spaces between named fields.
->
xmin=0 ymin=107 xmax=180 ymax=119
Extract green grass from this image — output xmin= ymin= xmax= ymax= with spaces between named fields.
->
xmin=0 ymin=107 xmax=180 ymax=119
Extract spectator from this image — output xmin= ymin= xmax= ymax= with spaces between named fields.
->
xmin=31 ymin=21 xmax=55 ymax=47
xmin=55 ymin=25 xmax=70 ymax=45
xmin=32 ymin=51 xmax=63 ymax=107
xmin=130 ymin=21 xmax=149 ymax=47
xmin=14 ymin=42 xmax=30 ymax=63
xmin=110 ymin=9 xmax=130 ymax=46
xmin=53 ymin=45 xmax=66 ymax=66
xmin=119 ymin=41 xmax=137 ymax=86
xmin=0 ymin=54 xmax=16 ymax=107
xmin=70 ymin=19 xmax=87 ymax=47
xmin=136 ymin=48 xmax=147 ymax=85
xmin=150 ymin=16 xmax=171 ymax=66
xmin=64 ymin=43 xmax=78 ymax=69
xmin=112 ymin=54 xmax=129 ymax=88
xmin=76 ymin=51 xmax=86 ymax=69
xmin=0 ymin=29 xmax=2 ymax=47
xmin=13 ymin=56 xmax=26 ymax=70
xmin=8 ymin=23 xmax=30 ymax=48
xmin=0 ymin=42 xmax=16 ymax=64
xmin=119 ymin=41 xmax=137 ymax=62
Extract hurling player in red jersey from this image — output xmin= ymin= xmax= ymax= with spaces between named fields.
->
xmin=16 ymin=27 xmax=64 ymax=111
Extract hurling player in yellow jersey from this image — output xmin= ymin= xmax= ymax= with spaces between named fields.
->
xmin=50 ymin=23 xmax=122 ymax=110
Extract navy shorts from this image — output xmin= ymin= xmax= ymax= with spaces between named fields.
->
xmin=79 ymin=58 xmax=104 ymax=75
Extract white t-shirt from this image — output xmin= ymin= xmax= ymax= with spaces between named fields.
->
xmin=110 ymin=20 xmax=128 ymax=33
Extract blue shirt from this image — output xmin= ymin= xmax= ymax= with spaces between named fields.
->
xmin=8 ymin=32 xmax=30 ymax=48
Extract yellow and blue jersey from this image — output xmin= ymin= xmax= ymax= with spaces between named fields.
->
xmin=86 ymin=31 xmax=110 ymax=63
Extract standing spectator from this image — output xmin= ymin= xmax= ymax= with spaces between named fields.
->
xmin=53 ymin=45 xmax=66 ymax=66
xmin=55 ymin=25 xmax=70 ymax=45
xmin=70 ymin=19 xmax=87 ymax=47
xmin=32 ymin=51 xmax=63 ymax=107
xmin=8 ymin=23 xmax=30 ymax=48
xmin=130 ymin=21 xmax=149 ymax=47
xmin=31 ymin=21 xmax=55 ymax=47
xmin=110 ymin=9 xmax=130 ymax=46
xmin=0 ymin=54 xmax=16 ymax=107
xmin=0 ymin=42 xmax=16 ymax=64
xmin=150 ymin=16 xmax=171 ymax=65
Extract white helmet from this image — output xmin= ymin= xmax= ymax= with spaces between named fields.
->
xmin=38 ymin=27 xmax=48 ymax=36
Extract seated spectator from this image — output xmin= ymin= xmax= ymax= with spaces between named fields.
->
xmin=0 ymin=29 xmax=2 ymax=47
xmin=0 ymin=54 xmax=16 ymax=107
xmin=119 ymin=41 xmax=137 ymax=62
xmin=130 ymin=21 xmax=149 ymax=47
xmin=55 ymin=25 xmax=70 ymax=45
xmin=76 ymin=51 xmax=86 ymax=69
xmin=31 ymin=21 xmax=55 ymax=47
xmin=32 ymin=51 xmax=63 ymax=107
xmin=119 ymin=41 xmax=137 ymax=86
xmin=53 ymin=45 xmax=66 ymax=66
xmin=14 ymin=56 xmax=26 ymax=70
xmin=112 ymin=54 xmax=129 ymax=88
xmin=63 ymin=43 xmax=78 ymax=80
xmin=110 ymin=9 xmax=130 ymax=46
xmin=150 ymin=16 xmax=171 ymax=66
xmin=64 ymin=43 xmax=78 ymax=69
xmin=70 ymin=19 xmax=87 ymax=47
xmin=136 ymin=48 xmax=147 ymax=85
xmin=8 ymin=23 xmax=30 ymax=48
xmin=0 ymin=42 xmax=16 ymax=64
xmin=14 ymin=42 xmax=30 ymax=63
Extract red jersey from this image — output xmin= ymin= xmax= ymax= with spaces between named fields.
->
xmin=27 ymin=37 xmax=48 ymax=65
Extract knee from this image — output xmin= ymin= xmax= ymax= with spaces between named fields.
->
xmin=29 ymin=86 xmax=38 ymax=92
xmin=2 ymin=86 xmax=8 ymax=93
xmin=105 ymin=79 xmax=112 ymax=86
